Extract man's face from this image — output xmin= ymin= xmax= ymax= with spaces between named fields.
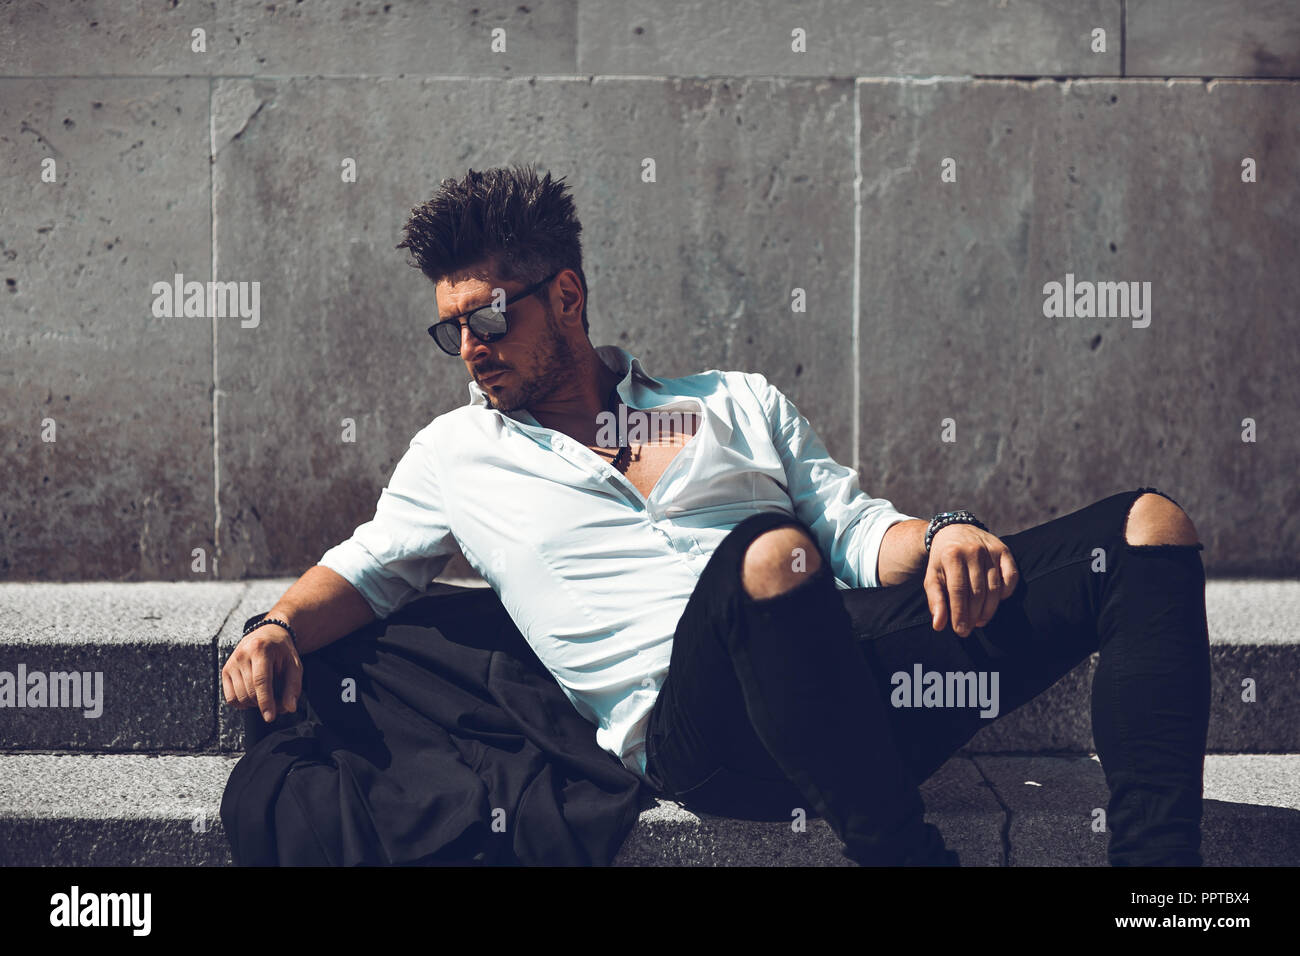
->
xmin=435 ymin=268 xmax=578 ymax=414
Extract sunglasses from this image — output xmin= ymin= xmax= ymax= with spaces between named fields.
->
xmin=427 ymin=271 xmax=560 ymax=356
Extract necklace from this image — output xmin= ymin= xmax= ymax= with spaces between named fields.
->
xmin=607 ymin=387 xmax=632 ymax=473
xmin=612 ymin=442 xmax=630 ymax=472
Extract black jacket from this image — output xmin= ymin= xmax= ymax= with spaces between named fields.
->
xmin=220 ymin=586 xmax=650 ymax=865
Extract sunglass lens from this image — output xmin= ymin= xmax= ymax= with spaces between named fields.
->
xmin=434 ymin=323 xmax=461 ymax=354
xmin=469 ymin=310 xmax=508 ymax=341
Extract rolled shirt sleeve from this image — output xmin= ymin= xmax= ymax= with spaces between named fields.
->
xmin=317 ymin=426 xmax=458 ymax=620
xmin=749 ymin=372 xmax=919 ymax=589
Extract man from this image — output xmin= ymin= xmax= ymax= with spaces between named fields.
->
xmin=222 ymin=164 xmax=1211 ymax=866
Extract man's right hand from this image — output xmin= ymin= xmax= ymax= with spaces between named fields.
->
xmin=222 ymin=624 xmax=303 ymax=723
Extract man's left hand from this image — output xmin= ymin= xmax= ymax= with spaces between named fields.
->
xmin=923 ymin=524 xmax=1019 ymax=637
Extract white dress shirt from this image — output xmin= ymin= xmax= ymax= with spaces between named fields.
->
xmin=318 ymin=345 xmax=919 ymax=778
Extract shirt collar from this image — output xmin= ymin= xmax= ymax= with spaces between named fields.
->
xmin=466 ymin=345 xmax=665 ymax=413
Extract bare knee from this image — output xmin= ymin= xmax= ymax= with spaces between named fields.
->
xmin=1124 ymin=492 xmax=1200 ymax=547
xmin=741 ymin=524 xmax=823 ymax=600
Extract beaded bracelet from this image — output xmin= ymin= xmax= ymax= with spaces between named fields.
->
xmin=242 ymin=615 xmax=300 ymax=650
xmin=924 ymin=510 xmax=989 ymax=553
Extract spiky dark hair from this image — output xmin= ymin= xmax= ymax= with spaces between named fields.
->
xmin=396 ymin=164 xmax=589 ymax=336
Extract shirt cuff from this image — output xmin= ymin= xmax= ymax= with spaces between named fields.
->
xmin=317 ymin=539 xmax=417 ymax=622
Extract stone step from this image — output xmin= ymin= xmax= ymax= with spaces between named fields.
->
xmin=0 ymin=753 xmax=1295 ymax=866
xmin=0 ymin=580 xmax=1295 ymax=753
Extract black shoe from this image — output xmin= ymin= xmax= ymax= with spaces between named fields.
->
xmin=845 ymin=818 xmax=960 ymax=867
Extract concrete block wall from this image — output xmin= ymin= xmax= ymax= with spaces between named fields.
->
xmin=2 ymin=1 xmax=1296 ymax=587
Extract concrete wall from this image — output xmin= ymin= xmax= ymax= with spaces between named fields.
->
xmin=1 ymin=1 xmax=1295 ymax=583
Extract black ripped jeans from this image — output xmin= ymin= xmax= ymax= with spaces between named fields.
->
xmin=642 ymin=487 xmax=1211 ymax=866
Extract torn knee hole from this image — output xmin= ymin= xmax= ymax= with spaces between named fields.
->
xmin=741 ymin=524 xmax=823 ymax=599
xmin=1123 ymin=491 xmax=1201 ymax=548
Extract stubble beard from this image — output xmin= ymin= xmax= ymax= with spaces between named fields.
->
xmin=486 ymin=307 xmax=579 ymax=414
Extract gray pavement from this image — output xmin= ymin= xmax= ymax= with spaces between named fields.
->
xmin=0 ymin=752 xmax=1295 ymax=866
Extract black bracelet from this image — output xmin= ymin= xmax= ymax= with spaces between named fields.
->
xmin=925 ymin=510 xmax=988 ymax=553
xmin=242 ymin=615 xmax=299 ymax=650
